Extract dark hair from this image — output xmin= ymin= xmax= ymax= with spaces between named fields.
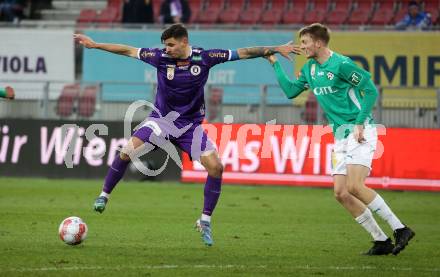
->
xmin=408 ymin=1 xmax=419 ymax=7
xmin=298 ymin=23 xmax=330 ymax=45
xmin=161 ymin=24 xmax=188 ymax=43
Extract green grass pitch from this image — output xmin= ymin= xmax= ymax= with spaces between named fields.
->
xmin=0 ymin=177 xmax=439 ymax=276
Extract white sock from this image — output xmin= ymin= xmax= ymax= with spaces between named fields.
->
xmin=368 ymin=194 xmax=405 ymax=231
xmin=355 ymin=208 xmax=388 ymax=241
xmin=201 ymin=214 xmax=211 ymax=222
xmin=99 ymin=192 xmax=110 ymax=199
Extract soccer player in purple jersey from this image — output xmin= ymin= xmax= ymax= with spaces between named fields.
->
xmin=74 ymin=24 xmax=294 ymax=246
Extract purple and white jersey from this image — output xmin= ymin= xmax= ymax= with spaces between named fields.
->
xmin=137 ymin=47 xmax=233 ymax=123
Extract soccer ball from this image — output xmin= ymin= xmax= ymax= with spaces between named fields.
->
xmin=58 ymin=216 xmax=88 ymax=245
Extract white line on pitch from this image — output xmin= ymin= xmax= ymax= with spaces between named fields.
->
xmin=3 ymin=264 xmax=440 ymax=273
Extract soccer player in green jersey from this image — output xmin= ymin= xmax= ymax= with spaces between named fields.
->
xmin=265 ymin=23 xmax=414 ymax=255
xmin=0 ymin=86 xmax=15 ymax=100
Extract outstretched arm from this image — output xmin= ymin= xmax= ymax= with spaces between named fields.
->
xmin=237 ymin=42 xmax=301 ymax=60
xmin=265 ymin=55 xmax=307 ymax=99
xmin=74 ymin=34 xmax=138 ymax=58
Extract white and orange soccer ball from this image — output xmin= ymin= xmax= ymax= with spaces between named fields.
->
xmin=58 ymin=216 xmax=88 ymax=245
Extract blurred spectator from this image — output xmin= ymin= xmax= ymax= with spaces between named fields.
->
xmin=0 ymin=0 xmax=25 ymax=22
xmin=123 ymin=0 xmax=154 ymax=23
xmin=160 ymin=0 xmax=190 ymax=24
xmin=395 ymin=1 xmax=432 ymax=30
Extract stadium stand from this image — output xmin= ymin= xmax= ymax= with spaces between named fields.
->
xmin=239 ymin=0 xmax=266 ymax=25
xmin=261 ymin=0 xmax=288 ymax=25
xmin=326 ymin=0 xmax=353 ymax=25
xmin=197 ymin=0 xmax=224 ymax=25
xmin=218 ymin=0 xmax=245 ymax=24
xmin=424 ymin=0 xmax=440 ymax=24
xmin=370 ymin=1 xmax=397 ymax=25
xmin=346 ymin=0 xmax=374 ymax=25
xmin=78 ymin=85 xmax=98 ymax=117
xmin=303 ymin=0 xmax=331 ymax=25
xmin=27 ymin=0 xmax=440 ymax=27
xmin=57 ymin=84 xmax=80 ymax=118
xmin=77 ymin=8 xmax=97 ymax=23
xmin=282 ymin=0 xmax=308 ymax=24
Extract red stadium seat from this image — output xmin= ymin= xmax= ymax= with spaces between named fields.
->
xmin=78 ymin=86 xmax=98 ymax=118
xmin=346 ymin=0 xmax=374 ymax=25
xmin=302 ymin=93 xmax=318 ymax=124
xmin=198 ymin=0 xmax=224 ymax=24
xmin=291 ymin=0 xmax=309 ymax=10
xmin=151 ymin=0 xmax=162 ymax=23
xmin=303 ymin=1 xmax=330 ymax=24
xmin=326 ymin=0 xmax=353 ymax=25
xmin=96 ymin=7 xmax=119 ymax=23
xmin=239 ymin=0 xmax=266 ymax=25
xmin=261 ymin=8 xmax=283 ymax=25
xmin=393 ymin=8 xmax=409 ymax=24
xmin=370 ymin=1 xmax=397 ymax=25
xmin=271 ymin=0 xmax=288 ymax=10
xmin=424 ymin=0 xmax=440 ymax=24
xmin=107 ymin=0 xmax=123 ymax=8
xmin=107 ymin=0 xmax=123 ymax=21
xmin=57 ymin=84 xmax=80 ymax=117
xmin=188 ymin=0 xmax=204 ymax=23
xmin=218 ymin=0 xmax=245 ymax=24
xmin=282 ymin=0 xmax=308 ymax=24
xmin=77 ymin=9 xmax=97 ymax=23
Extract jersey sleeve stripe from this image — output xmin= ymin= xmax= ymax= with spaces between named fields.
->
xmin=137 ymin=48 xmax=142 ymax=59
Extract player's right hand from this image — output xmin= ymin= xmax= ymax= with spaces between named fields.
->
xmin=74 ymin=34 xmax=96 ymax=49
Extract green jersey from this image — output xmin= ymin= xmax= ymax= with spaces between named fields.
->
xmin=272 ymin=51 xmax=378 ymax=139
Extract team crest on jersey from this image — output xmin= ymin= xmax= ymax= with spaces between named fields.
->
xmin=190 ymin=65 xmax=201 ymax=76
xmin=167 ymin=66 xmax=175 ymax=80
xmin=327 ymin=72 xmax=334 ymax=80
xmin=350 ymin=71 xmax=363 ymax=86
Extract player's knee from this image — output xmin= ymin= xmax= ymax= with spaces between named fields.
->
xmin=334 ymin=190 xmax=350 ymax=203
xmin=347 ymin=183 xmax=362 ymax=197
xmin=208 ymin=162 xmax=223 ymax=177
xmin=119 ymin=151 xmax=131 ymax=161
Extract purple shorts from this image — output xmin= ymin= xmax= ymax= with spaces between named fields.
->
xmin=132 ymin=117 xmax=216 ymax=161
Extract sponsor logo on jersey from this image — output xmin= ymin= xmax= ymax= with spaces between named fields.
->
xmin=178 ymin=66 xmax=189 ymax=70
xmin=192 ymin=49 xmax=202 ymax=53
xmin=313 ymin=86 xmax=338 ymax=96
xmin=177 ymin=61 xmax=190 ymax=66
xmin=166 ymin=66 xmax=175 ymax=80
xmin=192 ymin=55 xmax=202 ymax=61
xmin=190 ymin=65 xmax=201 ymax=76
xmin=141 ymin=51 xmax=155 ymax=58
xmin=317 ymin=71 xmax=324 ymax=76
xmin=209 ymin=52 xmax=227 ymax=58
xmin=327 ymin=72 xmax=334 ymax=80
xmin=350 ymin=71 xmax=363 ymax=86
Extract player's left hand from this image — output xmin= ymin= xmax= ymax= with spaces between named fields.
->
xmin=74 ymin=34 xmax=96 ymax=49
xmin=5 ymin=86 xmax=15 ymax=100
xmin=354 ymin=125 xmax=366 ymax=143
xmin=276 ymin=41 xmax=302 ymax=60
